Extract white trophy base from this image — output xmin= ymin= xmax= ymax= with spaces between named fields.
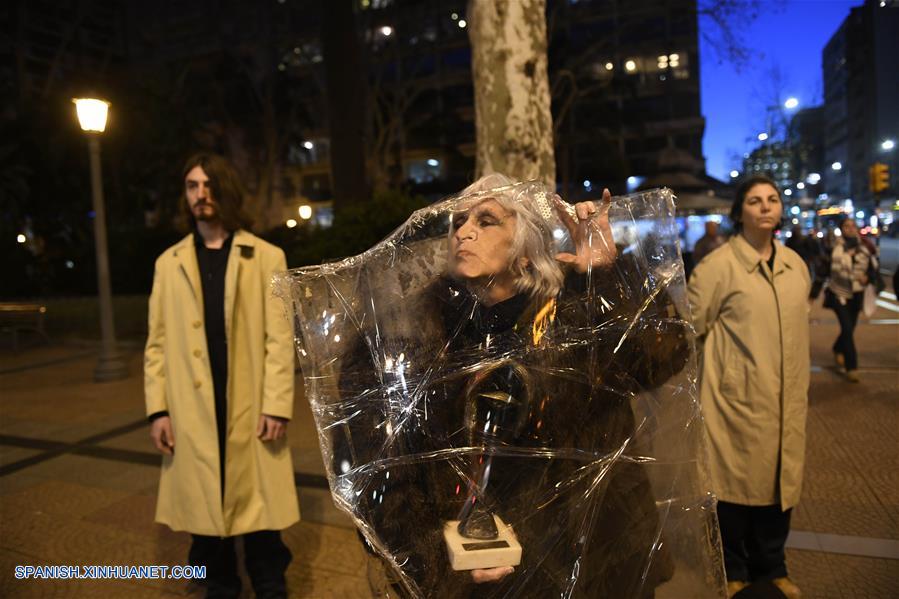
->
xmin=443 ymin=515 xmax=522 ymax=571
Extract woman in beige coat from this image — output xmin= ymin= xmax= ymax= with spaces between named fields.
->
xmin=688 ymin=175 xmax=809 ymax=599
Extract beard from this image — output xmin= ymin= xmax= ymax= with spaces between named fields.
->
xmin=192 ymin=202 xmax=220 ymax=222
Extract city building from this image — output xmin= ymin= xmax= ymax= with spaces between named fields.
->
xmin=822 ymin=0 xmax=899 ymax=213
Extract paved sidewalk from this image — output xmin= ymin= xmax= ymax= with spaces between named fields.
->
xmin=0 ymin=294 xmax=896 ymax=598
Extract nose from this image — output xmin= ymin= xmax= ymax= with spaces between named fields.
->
xmin=197 ymin=183 xmax=208 ymax=199
xmin=455 ymin=220 xmax=476 ymax=242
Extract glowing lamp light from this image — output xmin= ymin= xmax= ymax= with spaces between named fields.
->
xmin=302 ymin=141 xmax=314 ymax=150
xmin=784 ymin=97 xmax=799 ymax=109
xmin=380 ymin=26 xmax=393 ymax=37
xmin=286 ymin=219 xmax=297 ymax=228
xmin=790 ymin=206 xmax=800 ymax=215
xmin=882 ymin=139 xmax=896 ymax=151
xmin=72 ymin=98 xmax=110 ymax=133
xmin=831 ymin=162 xmax=842 ymax=171
xmin=299 ymin=205 xmax=313 ymax=220
xmin=16 ymin=234 xmax=26 ymax=243
xmin=458 ymin=19 xmax=467 ymax=28
xmin=583 ymin=179 xmax=591 ymax=188
xmin=796 ymin=182 xmax=805 ymax=189
xmin=807 ymin=172 xmax=821 ymax=184
xmin=605 ymin=62 xmax=613 ymax=71
xmin=426 ymin=158 xmax=439 ymax=167
xmin=625 ymin=59 xmax=636 ymax=72
xmin=784 ymin=189 xmax=792 ymax=196
xmin=729 ymin=170 xmax=739 ymax=178
xmin=758 ymin=132 xmax=769 ymax=142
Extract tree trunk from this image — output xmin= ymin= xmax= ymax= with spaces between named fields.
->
xmin=321 ymin=0 xmax=370 ymax=207
xmin=468 ymin=0 xmax=555 ymax=187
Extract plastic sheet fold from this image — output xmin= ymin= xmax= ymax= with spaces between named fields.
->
xmin=275 ymin=178 xmax=725 ymax=598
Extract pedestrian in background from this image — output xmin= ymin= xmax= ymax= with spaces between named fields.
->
xmin=824 ymin=217 xmax=877 ymax=383
xmin=692 ymin=220 xmax=726 ymax=266
xmin=145 ymin=153 xmax=299 ymax=598
xmin=688 ymin=175 xmax=809 ymax=599
xmin=786 ymin=226 xmax=825 ymax=299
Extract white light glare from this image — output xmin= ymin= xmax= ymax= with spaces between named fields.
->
xmin=605 ymin=62 xmax=613 ymax=71
xmin=583 ymin=179 xmax=591 ymax=188
xmin=758 ymin=132 xmax=769 ymax=141
xmin=299 ymin=205 xmax=313 ymax=220
xmin=380 ymin=26 xmax=393 ymax=37
xmin=729 ymin=170 xmax=739 ymax=178
xmin=16 ymin=234 xmax=26 ymax=243
xmin=426 ymin=158 xmax=439 ymax=167
xmin=784 ymin=97 xmax=799 ymax=109
xmin=302 ymin=141 xmax=314 ymax=150
xmin=856 ymin=211 xmax=865 ymax=219
xmin=807 ymin=172 xmax=821 ymax=184
xmin=784 ymin=189 xmax=793 ymax=196
xmin=458 ymin=19 xmax=467 ymax=28
xmin=831 ymin=162 xmax=842 ymax=171
xmin=625 ymin=59 xmax=636 ymax=72
xmin=286 ymin=219 xmax=297 ymax=228
xmin=882 ymin=139 xmax=896 ymax=151
xmin=796 ymin=182 xmax=805 ymax=189
xmin=72 ymin=98 xmax=110 ymax=132
xmin=790 ymin=206 xmax=800 ymax=215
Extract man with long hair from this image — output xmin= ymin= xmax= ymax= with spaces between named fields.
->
xmin=145 ymin=153 xmax=299 ymax=598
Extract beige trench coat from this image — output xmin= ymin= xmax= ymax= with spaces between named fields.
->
xmin=688 ymin=235 xmax=810 ymax=510
xmin=144 ymin=230 xmax=299 ymax=536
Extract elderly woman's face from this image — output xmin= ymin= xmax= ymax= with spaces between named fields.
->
xmin=449 ymin=199 xmax=517 ymax=282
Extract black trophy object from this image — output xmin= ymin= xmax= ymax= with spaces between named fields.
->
xmin=444 ymin=360 xmax=529 ymax=570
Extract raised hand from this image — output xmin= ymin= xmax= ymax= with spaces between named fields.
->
xmin=553 ymin=188 xmax=617 ymax=273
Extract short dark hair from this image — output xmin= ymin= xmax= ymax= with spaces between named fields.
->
xmin=730 ymin=174 xmax=781 ymax=233
xmin=177 ymin=153 xmax=254 ymax=233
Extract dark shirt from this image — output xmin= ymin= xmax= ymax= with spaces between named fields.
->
xmin=195 ymin=232 xmax=233 ymax=499
xmin=195 ymin=232 xmax=233 ymax=399
xmin=767 ymin=242 xmax=776 ymax=272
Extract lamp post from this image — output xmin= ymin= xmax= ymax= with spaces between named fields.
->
xmin=73 ymin=98 xmax=128 ymax=382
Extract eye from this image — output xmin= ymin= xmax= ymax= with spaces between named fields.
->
xmin=478 ymin=217 xmax=497 ymax=227
xmin=452 ymin=215 xmax=468 ymax=229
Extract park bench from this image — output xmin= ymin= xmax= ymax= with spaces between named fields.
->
xmin=0 ymin=303 xmax=50 ymax=351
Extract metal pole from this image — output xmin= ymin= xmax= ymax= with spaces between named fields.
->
xmin=88 ymin=135 xmax=128 ymax=382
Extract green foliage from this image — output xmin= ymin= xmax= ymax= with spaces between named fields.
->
xmin=267 ymin=190 xmax=430 ymax=268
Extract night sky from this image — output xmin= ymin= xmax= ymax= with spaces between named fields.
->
xmin=700 ymin=0 xmax=863 ymax=181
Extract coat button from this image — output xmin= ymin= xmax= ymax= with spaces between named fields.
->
xmin=193 ymin=349 xmax=202 ymax=358
xmin=194 ymin=380 xmax=202 ymax=389
xmin=193 ymin=321 xmax=202 ymax=329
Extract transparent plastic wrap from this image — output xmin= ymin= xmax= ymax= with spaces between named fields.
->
xmin=274 ymin=178 xmax=726 ymax=598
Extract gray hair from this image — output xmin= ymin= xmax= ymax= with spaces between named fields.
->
xmin=451 ymin=174 xmax=565 ymax=300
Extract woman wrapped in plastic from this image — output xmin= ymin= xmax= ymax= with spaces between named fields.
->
xmin=304 ymin=175 xmax=699 ymax=597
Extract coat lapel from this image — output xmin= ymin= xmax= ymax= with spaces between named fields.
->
xmin=175 ymin=234 xmax=203 ymax=308
xmin=225 ymin=230 xmax=254 ymax=339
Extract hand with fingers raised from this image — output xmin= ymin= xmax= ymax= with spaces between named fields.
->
xmin=553 ymin=188 xmax=617 ymax=273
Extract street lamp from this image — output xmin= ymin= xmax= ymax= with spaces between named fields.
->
xmin=784 ymin=97 xmax=799 ymax=110
xmin=882 ymin=139 xmax=895 ymax=151
xmin=831 ymin=161 xmax=842 ymax=171
xmin=73 ymin=97 xmax=128 ymax=382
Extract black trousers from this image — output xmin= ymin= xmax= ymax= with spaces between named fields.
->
xmin=717 ymin=502 xmax=791 ymax=583
xmin=831 ymin=292 xmax=862 ymax=371
xmin=188 ymin=531 xmax=292 ymax=599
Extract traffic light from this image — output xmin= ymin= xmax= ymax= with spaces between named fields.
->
xmin=869 ymin=162 xmax=890 ymax=194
